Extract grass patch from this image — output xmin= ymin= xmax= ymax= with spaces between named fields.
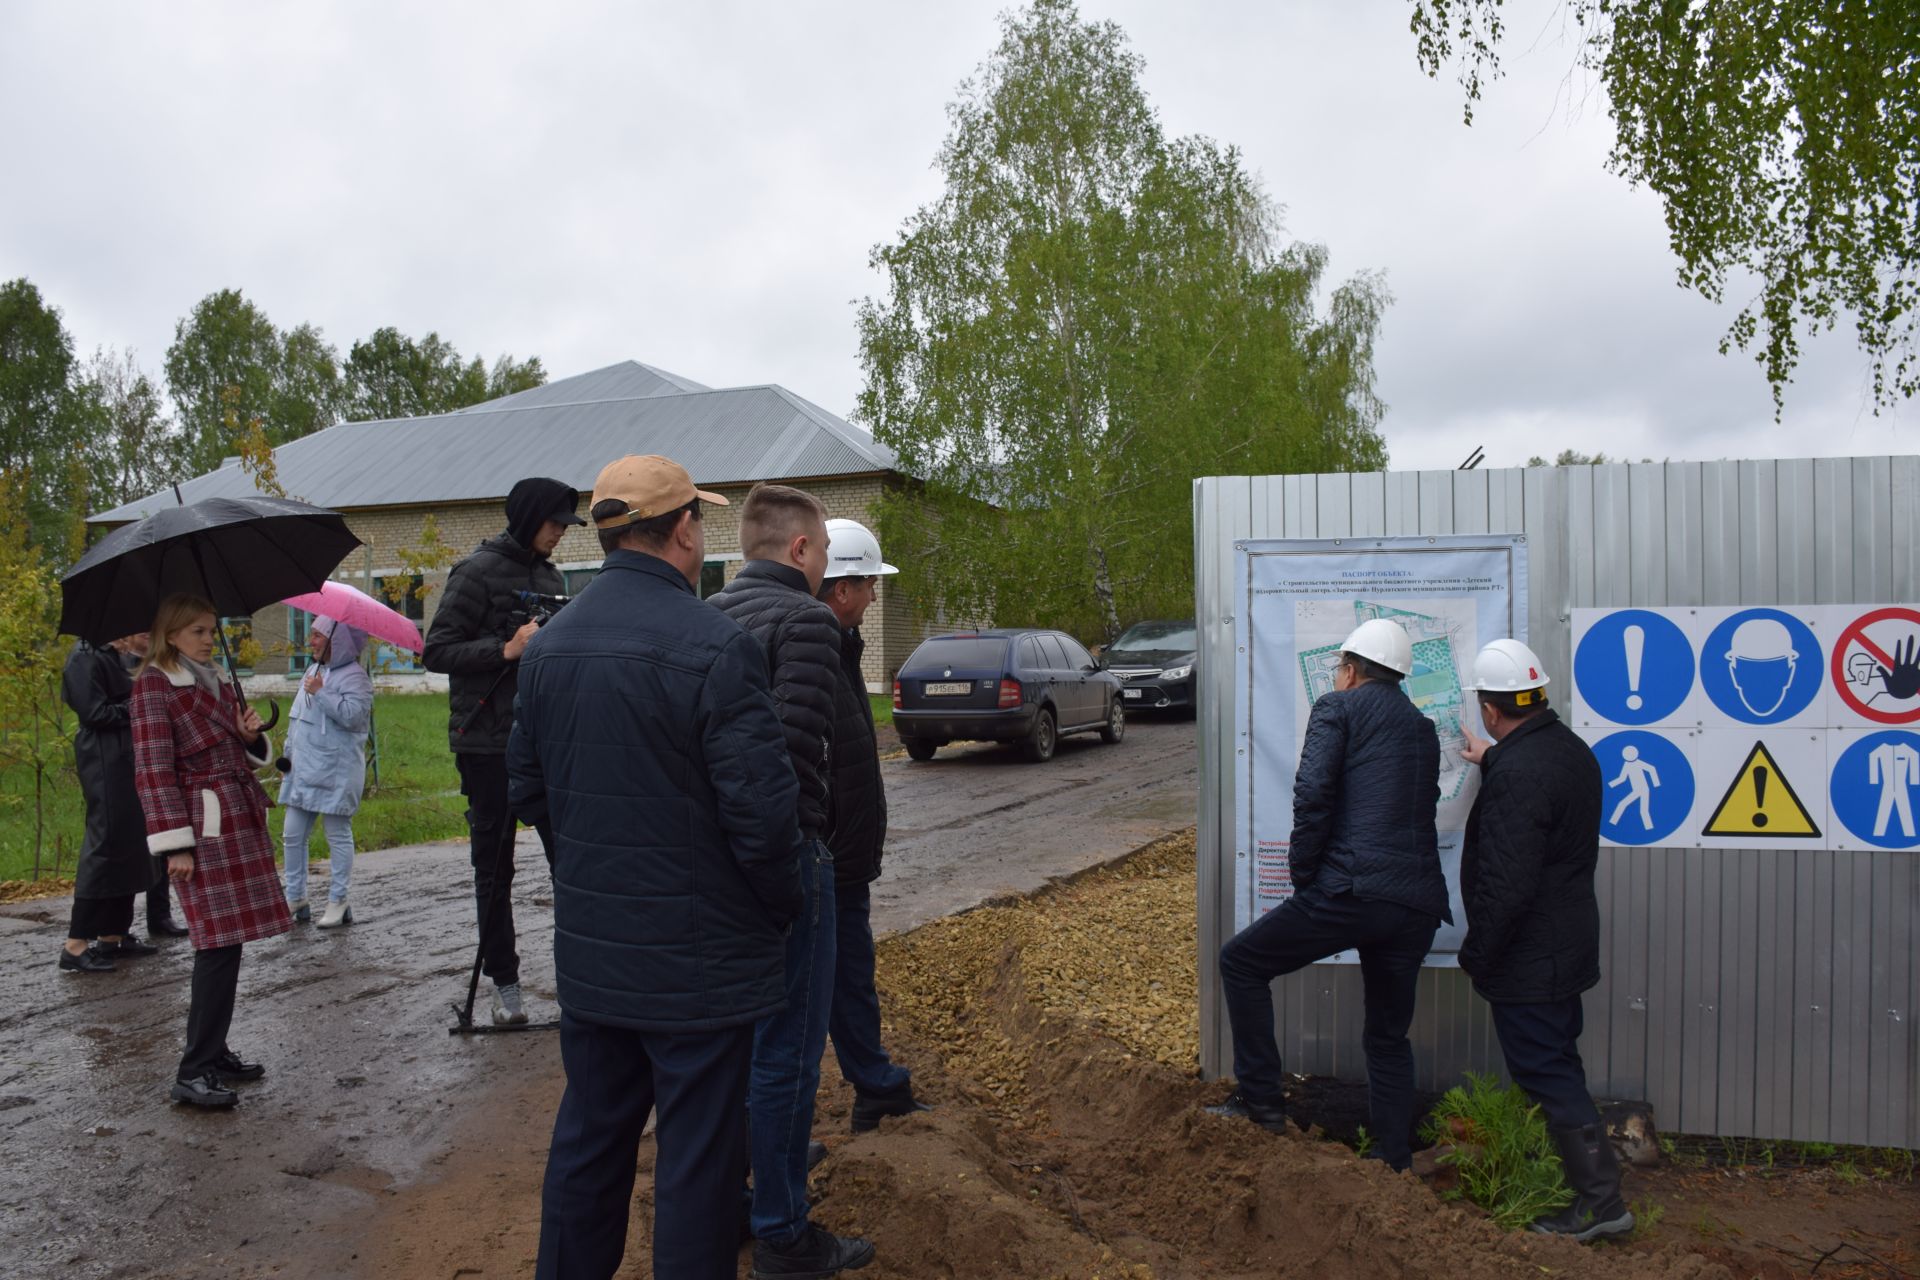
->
xmin=869 ymin=693 xmax=893 ymax=727
xmin=1420 ymin=1072 xmax=1574 ymax=1231
xmin=1 ymin=692 xmax=466 ymax=883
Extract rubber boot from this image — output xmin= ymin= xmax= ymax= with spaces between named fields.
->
xmin=1530 ymin=1123 xmax=1635 ymax=1242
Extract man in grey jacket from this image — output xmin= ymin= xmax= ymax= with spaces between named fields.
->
xmin=709 ymin=485 xmax=873 ymax=1278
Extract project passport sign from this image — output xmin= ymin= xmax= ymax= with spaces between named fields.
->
xmin=1231 ymin=533 xmax=1528 ymax=965
xmin=1571 ymin=604 xmax=1920 ymax=851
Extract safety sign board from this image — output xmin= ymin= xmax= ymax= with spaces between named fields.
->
xmin=1573 ymin=604 xmax=1920 ymax=851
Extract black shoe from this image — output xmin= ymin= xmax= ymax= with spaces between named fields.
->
xmin=850 ymin=1088 xmax=931 ymax=1134
xmin=807 ymin=1140 xmax=829 ymax=1172
xmin=1530 ymin=1124 xmax=1635 ymax=1242
xmin=57 ymin=947 xmax=115 ymax=974
xmin=212 ymin=1051 xmax=266 ymax=1083
xmin=1203 ymin=1089 xmax=1289 ymax=1135
xmin=170 ymin=1073 xmax=238 ymax=1109
xmin=750 ymin=1224 xmax=875 ymax=1278
xmin=147 ymin=914 xmax=191 ymax=938
xmin=100 ymin=935 xmax=160 ymax=957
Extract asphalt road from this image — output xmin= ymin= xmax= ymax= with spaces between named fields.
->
xmin=0 ymin=716 xmax=1195 ymax=1280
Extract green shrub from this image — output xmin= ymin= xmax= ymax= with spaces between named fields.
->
xmin=1420 ymin=1072 xmax=1574 ymax=1230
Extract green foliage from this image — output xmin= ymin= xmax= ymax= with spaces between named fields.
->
xmin=1420 ymin=1072 xmax=1574 ymax=1231
xmin=1408 ymin=0 xmax=1920 ymax=415
xmin=165 ymin=288 xmax=345 ymax=471
xmin=0 ymin=279 xmax=94 ymax=547
xmin=1527 ymin=449 xmax=1608 ymax=467
xmin=70 ymin=346 xmax=193 ymax=508
xmin=0 ymin=471 xmax=83 ymax=876
xmin=344 ymin=326 xmax=546 ymax=420
xmin=859 ymin=0 xmax=1388 ymax=643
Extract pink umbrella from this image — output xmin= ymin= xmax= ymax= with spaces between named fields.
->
xmin=280 ymin=580 xmax=424 ymax=654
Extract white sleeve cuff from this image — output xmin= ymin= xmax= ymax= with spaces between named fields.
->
xmin=149 ymin=827 xmax=195 ymax=854
xmin=245 ymin=734 xmax=272 ymax=766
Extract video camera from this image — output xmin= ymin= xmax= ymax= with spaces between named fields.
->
xmin=512 ymin=590 xmax=572 ymax=627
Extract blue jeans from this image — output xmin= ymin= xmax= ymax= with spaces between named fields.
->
xmin=1218 ymin=885 xmax=1438 ymax=1169
xmin=282 ymin=806 xmax=355 ymax=904
xmin=537 ymin=1014 xmax=752 ymax=1280
xmin=1490 ymin=997 xmax=1602 ymax=1129
xmin=830 ymin=881 xmax=910 ymax=1099
xmin=749 ymin=842 xmax=836 ymax=1244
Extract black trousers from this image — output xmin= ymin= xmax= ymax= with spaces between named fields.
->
xmin=457 ymin=752 xmax=553 ymax=987
xmin=1218 ymin=885 xmax=1438 ymax=1168
xmin=180 ymin=944 xmax=242 ymax=1079
xmin=146 ymin=874 xmax=172 ymax=928
xmin=1489 ymin=997 xmax=1603 ymax=1129
xmin=537 ymin=1015 xmax=753 ymax=1280
xmin=69 ymin=894 xmax=134 ymax=940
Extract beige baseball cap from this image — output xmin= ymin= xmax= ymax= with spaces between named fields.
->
xmin=590 ymin=455 xmax=729 ymax=529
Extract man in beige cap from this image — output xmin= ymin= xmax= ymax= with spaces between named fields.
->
xmin=508 ymin=455 xmax=807 ymax=1280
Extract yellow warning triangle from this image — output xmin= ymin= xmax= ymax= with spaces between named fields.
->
xmin=1702 ymin=742 xmax=1821 ymax=838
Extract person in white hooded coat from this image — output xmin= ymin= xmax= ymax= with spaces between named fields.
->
xmin=280 ymin=618 xmax=374 ymax=928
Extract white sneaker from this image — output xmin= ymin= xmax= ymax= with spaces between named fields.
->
xmin=316 ymin=899 xmax=353 ymax=929
xmin=492 ymin=982 xmax=528 ymax=1025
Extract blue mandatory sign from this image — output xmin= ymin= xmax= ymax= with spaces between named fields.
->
xmin=1576 ymin=610 xmax=1695 ymax=725
xmin=1698 ymin=608 xmax=1824 ymax=725
xmin=1593 ymin=731 xmax=1694 ymax=846
xmin=1830 ymin=730 xmax=1920 ymax=850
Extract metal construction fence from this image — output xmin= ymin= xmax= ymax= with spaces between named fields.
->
xmin=1194 ymin=458 xmax=1920 ymax=1147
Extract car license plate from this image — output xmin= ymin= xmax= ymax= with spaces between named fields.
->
xmin=924 ymin=681 xmax=971 ymax=695
xmin=1123 ymin=687 xmax=1143 ymax=699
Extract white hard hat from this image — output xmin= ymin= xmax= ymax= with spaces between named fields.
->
xmin=1340 ymin=618 xmax=1413 ymax=676
xmin=1472 ymin=638 xmax=1550 ymax=692
xmin=822 ymin=518 xmax=899 ymax=579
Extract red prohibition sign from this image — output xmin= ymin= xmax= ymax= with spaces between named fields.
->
xmin=1830 ymin=606 xmax=1920 ymax=724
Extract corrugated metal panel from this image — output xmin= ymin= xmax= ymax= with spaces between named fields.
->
xmin=1196 ymin=457 xmax=1920 ymax=1145
xmin=451 ymin=360 xmax=713 ymax=412
xmin=91 ymin=374 xmax=899 ymax=523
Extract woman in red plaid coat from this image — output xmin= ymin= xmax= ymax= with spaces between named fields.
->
xmin=132 ymin=594 xmax=290 ymax=1109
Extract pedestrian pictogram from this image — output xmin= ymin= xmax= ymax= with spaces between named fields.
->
xmin=1830 ymin=607 xmax=1920 ymax=725
xmin=1592 ymin=730 xmax=1693 ymax=845
xmin=1701 ymin=742 xmax=1821 ymax=838
xmin=1830 ymin=730 xmax=1920 ymax=849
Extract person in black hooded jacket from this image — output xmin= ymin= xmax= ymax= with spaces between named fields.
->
xmin=422 ymin=476 xmax=581 ymax=1027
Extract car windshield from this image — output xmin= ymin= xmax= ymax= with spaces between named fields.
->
xmin=903 ymin=637 xmax=1010 ymax=670
xmin=1110 ymin=622 xmax=1195 ymax=653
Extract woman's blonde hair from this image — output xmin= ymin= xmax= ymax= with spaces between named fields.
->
xmin=138 ymin=594 xmax=219 ymax=677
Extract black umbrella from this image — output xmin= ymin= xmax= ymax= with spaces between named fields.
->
xmin=60 ymin=496 xmax=363 ymax=663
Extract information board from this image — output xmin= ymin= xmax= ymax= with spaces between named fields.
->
xmin=1231 ymin=534 xmax=1528 ymax=963
xmin=1571 ymin=605 xmax=1920 ymax=851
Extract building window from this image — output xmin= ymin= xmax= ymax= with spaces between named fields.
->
xmin=371 ymin=575 xmax=426 ymax=673
xmin=287 ymin=608 xmax=313 ymax=673
xmin=563 ymin=567 xmax=600 ymax=595
xmin=700 ymin=560 xmax=726 ymax=598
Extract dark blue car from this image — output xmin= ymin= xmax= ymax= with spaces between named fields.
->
xmin=892 ymin=629 xmax=1125 ymax=763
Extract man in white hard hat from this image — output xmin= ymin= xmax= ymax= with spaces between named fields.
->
xmin=1207 ymin=618 xmax=1449 ymax=1171
xmin=1459 ymin=638 xmax=1633 ymax=1242
xmin=816 ymin=519 xmax=932 ymax=1134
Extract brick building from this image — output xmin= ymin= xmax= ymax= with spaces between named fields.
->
xmin=88 ymin=361 xmax=943 ymax=690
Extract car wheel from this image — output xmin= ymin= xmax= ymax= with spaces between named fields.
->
xmin=1022 ymin=708 xmax=1057 ymax=763
xmin=1100 ymin=698 xmax=1125 ymax=744
xmin=903 ymin=738 xmax=938 ymax=762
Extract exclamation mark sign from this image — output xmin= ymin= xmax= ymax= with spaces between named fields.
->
xmin=1752 ymin=766 xmax=1770 ymax=827
xmin=1623 ymin=624 xmax=1646 ymax=710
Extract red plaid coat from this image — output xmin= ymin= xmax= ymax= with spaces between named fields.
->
xmin=131 ymin=664 xmax=290 ymax=951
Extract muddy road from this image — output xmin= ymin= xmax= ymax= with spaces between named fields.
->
xmin=0 ymin=718 xmax=1195 ymax=1280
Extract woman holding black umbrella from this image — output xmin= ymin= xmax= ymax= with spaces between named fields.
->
xmin=131 ymin=594 xmax=290 ymax=1109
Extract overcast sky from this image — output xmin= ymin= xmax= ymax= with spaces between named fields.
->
xmin=3 ymin=1 xmax=1910 ymax=473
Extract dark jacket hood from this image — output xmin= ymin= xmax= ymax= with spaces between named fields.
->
xmin=505 ymin=477 xmax=581 ymax=552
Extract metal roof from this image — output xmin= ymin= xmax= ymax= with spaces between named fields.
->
xmin=90 ymin=360 xmax=899 ymax=523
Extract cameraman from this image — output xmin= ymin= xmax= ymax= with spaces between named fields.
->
xmin=423 ymin=477 xmax=581 ymax=1025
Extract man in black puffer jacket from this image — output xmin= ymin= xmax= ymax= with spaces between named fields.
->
xmin=423 ymin=476 xmax=579 ymax=1026
xmin=817 ymin=519 xmax=930 ymax=1135
xmin=1208 ymin=618 xmax=1447 ymax=1172
xmin=709 ymin=485 xmax=874 ymax=1278
xmin=1459 ymin=639 xmax=1632 ymax=1243
xmin=508 ymin=455 xmax=805 ymax=1280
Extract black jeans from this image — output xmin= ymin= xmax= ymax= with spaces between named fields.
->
xmin=69 ymin=893 xmax=134 ymax=939
xmin=457 ymin=752 xmax=553 ymax=987
xmin=180 ymin=944 xmax=242 ymax=1079
xmin=1218 ymin=885 xmax=1438 ymax=1168
xmin=1489 ymin=997 xmax=1603 ymax=1129
xmin=537 ymin=1015 xmax=753 ymax=1280
xmin=146 ymin=874 xmax=172 ymax=928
